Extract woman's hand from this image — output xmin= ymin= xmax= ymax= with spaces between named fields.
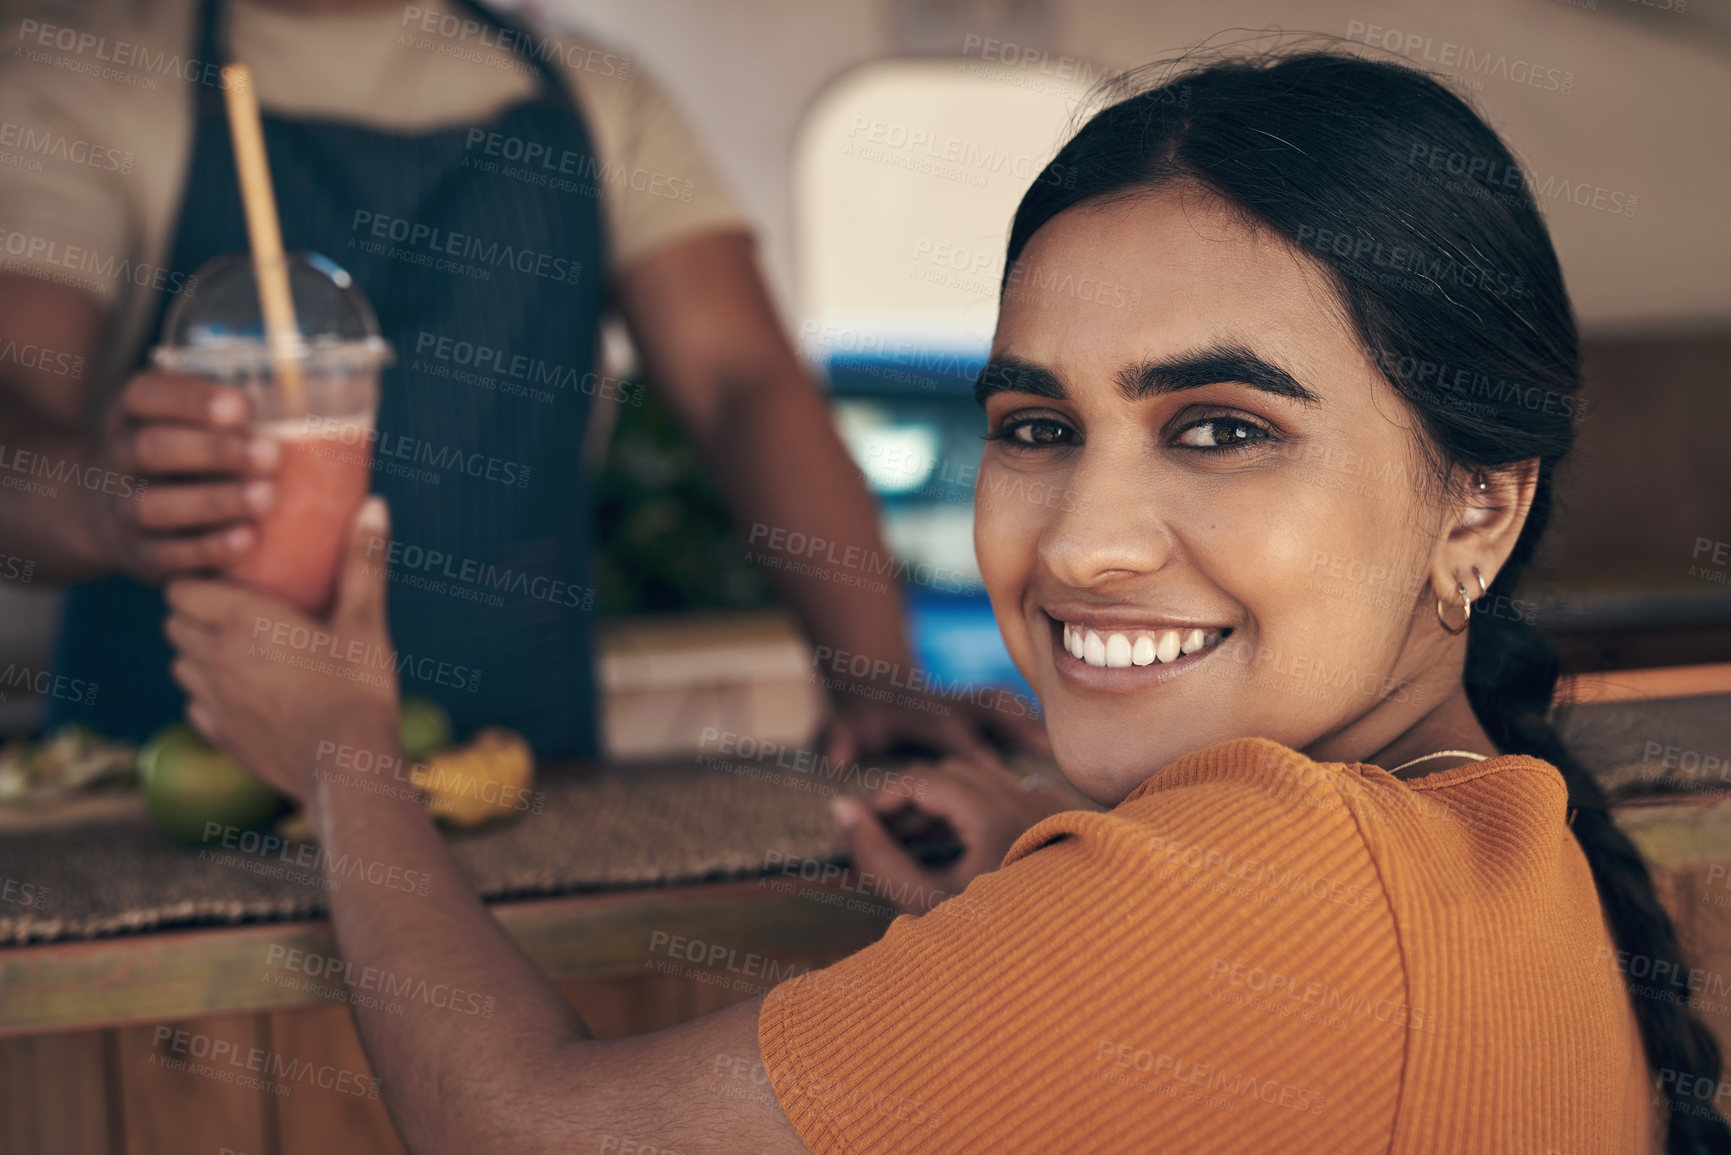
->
xmin=163 ymin=496 xmax=400 ymax=816
xmin=834 ymin=753 xmax=1081 ymax=915
xmin=820 ymin=687 xmax=1051 ymax=768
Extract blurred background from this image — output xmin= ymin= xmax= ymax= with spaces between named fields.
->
xmin=2 ymin=0 xmax=1727 ymax=750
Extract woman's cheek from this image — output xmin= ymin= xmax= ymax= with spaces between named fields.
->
xmin=974 ymin=461 xmax=1052 ymax=670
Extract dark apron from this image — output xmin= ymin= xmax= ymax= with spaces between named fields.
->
xmin=49 ymin=0 xmax=605 ymax=757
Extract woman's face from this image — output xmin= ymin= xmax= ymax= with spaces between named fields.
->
xmin=976 ymin=188 xmax=1465 ymax=804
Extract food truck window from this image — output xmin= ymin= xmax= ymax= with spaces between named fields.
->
xmin=795 ymin=60 xmax=1087 ymax=693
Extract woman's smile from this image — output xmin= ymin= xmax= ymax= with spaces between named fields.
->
xmin=1046 ymin=610 xmax=1232 ymax=689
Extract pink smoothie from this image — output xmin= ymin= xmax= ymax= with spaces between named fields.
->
xmin=229 ymin=418 xmax=373 ymax=616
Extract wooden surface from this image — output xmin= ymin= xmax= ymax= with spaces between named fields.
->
xmin=1560 ymin=661 xmax=1731 ymax=704
xmin=0 ymin=874 xmax=888 ymax=1155
xmin=0 ymin=959 xmax=860 ymax=1155
xmin=0 ymin=877 xmax=893 ymax=1038
xmin=598 ymin=611 xmax=824 ymax=760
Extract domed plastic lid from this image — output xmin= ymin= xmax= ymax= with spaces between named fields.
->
xmin=152 ymin=252 xmax=393 ymax=378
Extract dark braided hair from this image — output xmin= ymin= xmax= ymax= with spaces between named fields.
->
xmin=1002 ymin=49 xmax=1728 ymax=1154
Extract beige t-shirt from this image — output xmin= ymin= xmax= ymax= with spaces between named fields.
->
xmin=0 ymin=0 xmax=746 ymax=393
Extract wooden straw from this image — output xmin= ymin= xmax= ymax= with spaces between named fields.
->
xmin=220 ymin=63 xmax=306 ymax=414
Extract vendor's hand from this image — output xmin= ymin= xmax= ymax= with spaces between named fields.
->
xmin=91 ymin=372 xmax=280 ymax=583
xmin=820 ymin=685 xmax=1050 ymax=768
xmin=164 ymin=496 xmax=399 ymax=815
xmin=833 ymin=754 xmax=1075 ymax=915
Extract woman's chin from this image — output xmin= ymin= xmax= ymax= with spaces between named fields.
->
xmin=1048 ymin=725 xmax=1193 ymax=806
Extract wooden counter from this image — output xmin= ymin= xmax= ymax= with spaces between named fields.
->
xmin=0 ymin=876 xmax=893 ymax=1155
xmin=0 ymin=736 xmax=897 ymax=1154
xmin=0 ymin=878 xmax=893 ymax=1039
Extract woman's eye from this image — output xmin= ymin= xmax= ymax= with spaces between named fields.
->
xmin=998 ymin=417 xmax=1074 ymax=447
xmin=1174 ymin=417 xmax=1274 ymax=450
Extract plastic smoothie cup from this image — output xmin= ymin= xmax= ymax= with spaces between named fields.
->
xmin=153 ymin=252 xmax=393 ymax=617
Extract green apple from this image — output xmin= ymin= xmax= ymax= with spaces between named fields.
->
xmin=137 ymin=723 xmax=283 ymax=844
xmin=399 ymin=695 xmax=454 ymax=761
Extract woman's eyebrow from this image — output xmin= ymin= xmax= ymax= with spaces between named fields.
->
xmin=975 ymin=344 xmax=1322 ymax=408
xmin=1118 ymin=343 xmax=1321 ymax=406
xmin=974 ymin=355 xmax=1069 ymax=406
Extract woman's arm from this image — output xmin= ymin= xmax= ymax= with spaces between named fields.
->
xmin=165 ymin=500 xmax=808 ymax=1154
xmin=312 ymin=737 xmax=805 ymax=1154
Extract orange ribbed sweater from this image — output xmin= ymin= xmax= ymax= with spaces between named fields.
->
xmin=758 ymin=737 xmax=1659 ymax=1153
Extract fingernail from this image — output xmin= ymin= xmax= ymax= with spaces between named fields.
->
xmin=225 ymin=525 xmax=252 ymax=551
xmin=830 ymin=797 xmax=859 ymax=829
xmin=243 ymin=480 xmax=273 ymax=513
xmin=248 ymin=437 xmax=280 ymax=470
xmin=358 ymin=496 xmax=387 ymax=531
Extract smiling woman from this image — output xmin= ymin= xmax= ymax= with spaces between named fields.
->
xmin=954 ymin=50 xmax=1723 ymax=1151
xmin=161 ymin=47 xmax=1725 ymax=1155
xmin=793 ymin=49 xmax=1728 ymax=1154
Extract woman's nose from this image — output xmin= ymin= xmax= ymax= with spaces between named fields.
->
xmin=1035 ymin=456 xmax=1174 ymax=589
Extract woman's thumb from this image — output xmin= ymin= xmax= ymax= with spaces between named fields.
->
xmin=336 ymin=496 xmax=390 ymax=625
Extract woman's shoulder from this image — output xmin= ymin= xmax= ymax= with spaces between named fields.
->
xmin=1000 ymin=736 xmax=1576 ymax=910
xmin=1096 ymin=737 xmax=1568 ymax=849
xmin=760 ymin=739 xmax=1625 ymax=1152
xmin=763 ymin=738 xmax=1412 ymax=1151
xmin=1114 ymin=736 xmax=1564 ymax=806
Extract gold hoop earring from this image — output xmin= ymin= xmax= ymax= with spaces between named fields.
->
xmin=1436 ymin=580 xmax=1471 ymax=635
xmin=1472 ymin=566 xmax=1488 ymax=597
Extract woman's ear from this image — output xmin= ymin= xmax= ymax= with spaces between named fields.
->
xmin=1430 ymin=459 xmax=1540 ymax=602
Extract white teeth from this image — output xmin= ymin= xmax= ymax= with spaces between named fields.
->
xmin=1155 ymin=629 xmax=1181 ymax=663
xmin=1062 ymin=621 xmax=1226 ymax=667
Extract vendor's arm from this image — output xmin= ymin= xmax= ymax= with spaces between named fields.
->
xmin=614 ymin=234 xmax=910 ymax=681
xmin=0 ymin=276 xmax=113 ymax=582
xmin=616 ymin=232 xmax=1045 ymax=760
xmin=0 ymin=58 xmax=279 ymax=586
xmin=165 ymin=498 xmax=808 ymax=1155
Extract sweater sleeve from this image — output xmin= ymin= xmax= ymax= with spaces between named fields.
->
xmin=756 ymin=739 xmax=1411 ymax=1154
